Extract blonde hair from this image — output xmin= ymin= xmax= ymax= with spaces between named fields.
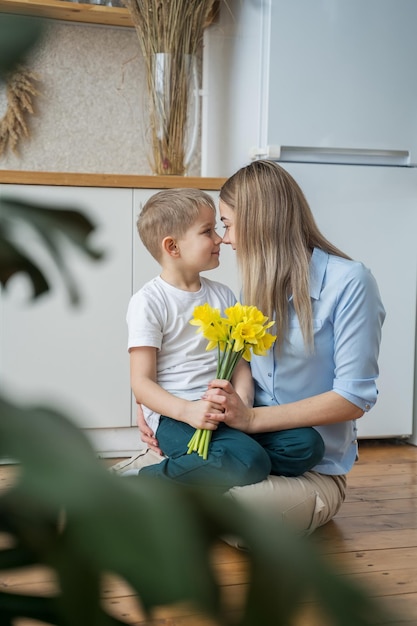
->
xmin=220 ymin=160 xmax=350 ymax=351
xmin=137 ymin=188 xmax=216 ymax=261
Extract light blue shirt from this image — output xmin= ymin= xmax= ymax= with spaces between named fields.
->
xmin=250 ymin=248 xmax=385 ymax=475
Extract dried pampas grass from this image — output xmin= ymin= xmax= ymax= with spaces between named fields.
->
xmin=0 ymin=66 xmax=41 ymax=157
xmin=124 ymin=0 xmax=218 ymax=175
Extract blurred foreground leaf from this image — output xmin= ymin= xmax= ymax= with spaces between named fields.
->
xmin=0 ymin=196 xmax=104 ymax=303
xmin=0 ymin=394 xmax=394 ymax=626
xmin=0 ymin=14 xmax=45 ymax=76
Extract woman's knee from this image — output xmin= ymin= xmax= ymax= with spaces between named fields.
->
xmin=215 ymin=435 xmax=272 ymax=486
xmin=239 ymin=442 xmax=272 ymax=485
xmin=301 ymin=427 xmax=325 ymax=466
xmin=253 ymin=427 xmax=325 ymax=477
xmin=281 ymin=427 xmax=325 ymax=472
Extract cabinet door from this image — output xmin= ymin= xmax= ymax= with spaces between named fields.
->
xmin=1 ymin=185 xmax=133 ymax=436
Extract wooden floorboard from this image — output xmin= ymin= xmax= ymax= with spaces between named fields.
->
xmin=1 ymin=439 xmax=417 ymax=625
xmin=310 ymin=440 xmax=417 ymax=625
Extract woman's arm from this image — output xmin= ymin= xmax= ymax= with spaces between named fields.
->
xmin=130 ymin=347 xmax=224 ymax=430
xmin=204 ymin=380 xmax=363 ymax=434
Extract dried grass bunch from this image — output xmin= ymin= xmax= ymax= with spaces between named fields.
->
xmin=0 ymin=66 xmax=40 ymax=157
xmin=124 ymin=0 xmax=218 ymax=175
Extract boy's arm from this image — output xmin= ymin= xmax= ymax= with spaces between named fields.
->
xmin=130 ymin=347 xmax=223 ymax=429
xmin=230 ymin=359 xmax=254 ymax=407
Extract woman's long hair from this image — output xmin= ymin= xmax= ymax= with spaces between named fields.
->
xmin=220 ymin=160 xmax=350 ymax=351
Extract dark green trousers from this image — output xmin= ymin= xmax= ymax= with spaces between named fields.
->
xmin=139 ymin=416 xmax=324 ymax=493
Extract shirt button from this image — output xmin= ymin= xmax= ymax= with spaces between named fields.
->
xmin=268 ymin=373 xmax=272 ymax=377
xmin=365 ymin=404 xmax=370 ymax=410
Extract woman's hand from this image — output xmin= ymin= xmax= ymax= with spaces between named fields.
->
xmin=136 ymin=403 xmax=163 ymax=455
xmin=203 ymin=379 xmax=255 ymax=433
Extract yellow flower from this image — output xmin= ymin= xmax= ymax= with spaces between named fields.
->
xmin=223 ymin=302 xmax=246 ymax=326
xmin=225 ymin=304 xmax=276 ymax=361
xmin=190 ymin=303 xmax=229 ymax=351
xmin=188 ymin=302 xmax=276 ymax=459
xmin=231 ymin=321 xmax=264 ymax=350
xmin=253 ymin=330 xmax=277 ymax=356
xmin=189 ymin=303 xmax=221 ymax=332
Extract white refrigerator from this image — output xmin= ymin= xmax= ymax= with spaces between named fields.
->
xmin=202 ymin=0 xmax=417 ymax=439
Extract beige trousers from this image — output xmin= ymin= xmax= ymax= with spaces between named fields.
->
xmin=110 ymin=449 xmax=346 ymax=546
xmin=224 ymin=471 xmax=346 ymax=548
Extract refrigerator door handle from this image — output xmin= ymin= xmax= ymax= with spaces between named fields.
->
xmin=249 ymin=145 xmax=412 ymax=167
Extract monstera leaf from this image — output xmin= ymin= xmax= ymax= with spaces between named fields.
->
xmin=0 ymin=14 xmax=44 ymax=77
xmin=0 ymin=394 xmax=387 ymax=626
xmin=0 ymin=196 xmax=103 ymax=303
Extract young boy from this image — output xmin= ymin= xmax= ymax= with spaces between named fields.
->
xmin=126 ymin=188 xmax=271 ymax=491
xmin=126 ymin=189 xmax=324 ymax=492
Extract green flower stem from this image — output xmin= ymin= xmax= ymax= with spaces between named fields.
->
xmin=202 ymin=429 xmax=211 ymax=460
xmin=218 ymin=342 xmax=236 ymax=379
xmin=187 ymin=428 xmax=212 ymax=460
xmin=216 ymin=343 xmax=228 ymax=376
xmin=217 ymin=347 xmax=243 ymax=381
xmin=187 ymin=346 xmax=245 ymax=460
xmin=187 ymin=429 xmax=202 ymax=453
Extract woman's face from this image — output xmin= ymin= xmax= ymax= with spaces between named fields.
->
xmin=219 ymin=199 xmax=236 ymax=249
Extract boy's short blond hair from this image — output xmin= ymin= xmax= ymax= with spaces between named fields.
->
xmin=137 ymin=188 xmax=216 ymax=262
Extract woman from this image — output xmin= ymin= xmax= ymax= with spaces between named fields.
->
xmin=136 ymin=160 xmax=385 ymax=537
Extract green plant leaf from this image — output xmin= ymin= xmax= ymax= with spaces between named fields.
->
xmin=0 ymin=14 xmax=45 ymax=77
xmin=0 ymin=545 xmax=37 ymax=570
xmin=0 ymin=395 xmax=221 ymax=620
xmin=51 ymin=537 xmax=104 ymax=626
xmin=0 ymin=394 xmax=398 ymax=626
xmin=0 ymin=225 xmax=49 ymax=297
xmin=0 ymin=592 xmax=62 ymax=626
xmin=0 ymin=196 xmax=104 ymax=303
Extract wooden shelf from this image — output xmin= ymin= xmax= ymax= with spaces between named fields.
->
xmin=0 ymin=0 xmax=133 ymax=28
xmin=0 ymin=170 xmax=227 ymax=190
xmin=0 ymin=0 xmax=219 ymax=28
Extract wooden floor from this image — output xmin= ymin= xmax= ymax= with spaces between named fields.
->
xmin=1 ymin=439 xmax=417 ymax=625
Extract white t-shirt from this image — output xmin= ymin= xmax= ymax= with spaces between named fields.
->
xmin=126 ymin=275 xmax=236 ymax=431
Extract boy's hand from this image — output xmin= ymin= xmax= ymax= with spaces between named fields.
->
xmin=182 ymin=398 xmax=224 ymax=430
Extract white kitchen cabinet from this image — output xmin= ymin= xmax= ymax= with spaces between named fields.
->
xmin=0 ymin=184 xmax=138 ymax=455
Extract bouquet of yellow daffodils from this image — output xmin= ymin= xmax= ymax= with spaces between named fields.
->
xmin=187 ymin=302 xmax=276 ymax=460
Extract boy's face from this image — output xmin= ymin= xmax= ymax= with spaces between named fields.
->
xmin=176 ymin=204 xmax=223 ymax=273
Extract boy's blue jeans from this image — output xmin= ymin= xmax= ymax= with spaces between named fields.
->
xmin=139 ymin=416 xmax=325 ymax=493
